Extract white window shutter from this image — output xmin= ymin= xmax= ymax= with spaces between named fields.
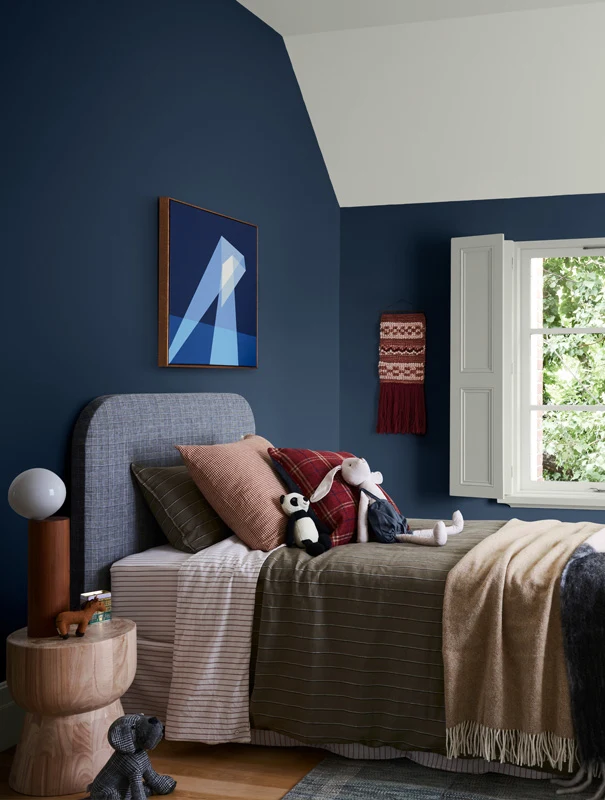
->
xmin=450 ymin=234 xmax=510 ymax=499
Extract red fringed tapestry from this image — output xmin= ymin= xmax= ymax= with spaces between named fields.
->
xmin=377 ymin=312 xmax=426 ymax=434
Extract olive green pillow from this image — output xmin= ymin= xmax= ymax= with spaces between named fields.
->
xmin=131 ymin=464 xmax=231 ymax=553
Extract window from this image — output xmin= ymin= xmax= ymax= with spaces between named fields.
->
xmin=450 ymin=234 xmax=605 ymax=509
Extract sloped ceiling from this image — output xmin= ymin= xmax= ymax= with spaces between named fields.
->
xmin=239 ymin=1 xmax=605 ymax=207
xmin=238 ymin=0 xmax=605 ymax=35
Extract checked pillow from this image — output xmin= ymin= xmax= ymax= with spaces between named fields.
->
xmin=177 ymin=435 xmax=287 ymax=551
xmin=268 ymin=448 xmax=360 ymax=547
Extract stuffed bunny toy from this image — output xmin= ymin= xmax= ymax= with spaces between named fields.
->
xmin=310 ymin=457 xmax=463 ymax=547
xmin=85 ymin=714 xmax=176 ymax=800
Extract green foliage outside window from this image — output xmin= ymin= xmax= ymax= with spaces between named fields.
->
xmin=540 ymin=257 xmax=605 ymax=482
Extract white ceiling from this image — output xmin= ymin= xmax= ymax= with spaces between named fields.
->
xmin=238 ymin=0 xmax=604 ymax=36
xmin=237 ymin=1 xmax=605 ymax=207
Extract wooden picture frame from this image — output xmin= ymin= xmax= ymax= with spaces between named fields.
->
xmin=158 ymin=197 xmax=258 ymax=368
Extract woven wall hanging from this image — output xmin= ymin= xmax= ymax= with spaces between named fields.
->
xmin=377 ymin=312 xmax=427 ymax=435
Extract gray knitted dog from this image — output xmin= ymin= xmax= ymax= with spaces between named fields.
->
xmin=85 ymin=714 xmax=176 ymax=800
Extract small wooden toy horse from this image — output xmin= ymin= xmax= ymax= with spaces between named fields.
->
xmin=56 ymin=598 xmax=106 ymax=639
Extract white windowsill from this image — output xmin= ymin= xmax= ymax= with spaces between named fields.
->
xmin=498 ymin=493 xmax=605 ymax=510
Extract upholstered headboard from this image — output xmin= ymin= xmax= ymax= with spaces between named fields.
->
xmin=70 ymin=393 xmax=255 ymax=602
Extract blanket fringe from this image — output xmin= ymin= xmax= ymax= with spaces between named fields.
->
xmin=446 ymin=721 xmax=577 ymax=773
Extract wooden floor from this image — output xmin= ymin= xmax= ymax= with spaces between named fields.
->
xmin=0 ymin=742 xmax=325 ymax=800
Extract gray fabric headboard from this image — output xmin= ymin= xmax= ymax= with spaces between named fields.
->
xmin=71 ymin=393 xmax=255 ymax=602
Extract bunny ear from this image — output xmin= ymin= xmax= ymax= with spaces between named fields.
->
xmin=310 ymin=465 xmax=342 ymax=503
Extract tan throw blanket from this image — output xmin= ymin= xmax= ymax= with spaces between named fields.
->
xmin=443 ymin=518 xmax=603 ymax=771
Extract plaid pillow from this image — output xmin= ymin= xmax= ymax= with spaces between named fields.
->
xmin=131 ymin=464 xmax=231 ymax=553
xmin=268 ymin=448 xmax=359 ymax=547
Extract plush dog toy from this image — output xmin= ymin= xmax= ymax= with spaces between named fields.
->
xmin=85 ymin=714 xmax=176 ymax=800
xmin=311 ymin=457 xmax=463 ymax=547
xmin=280 ymin=493 xmax=332 ymax=557
xmin=56 ymin=598 xmax=106 ymax=639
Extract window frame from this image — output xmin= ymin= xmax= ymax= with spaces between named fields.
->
xmin=501 ymin=237 xmax=605 ymax=509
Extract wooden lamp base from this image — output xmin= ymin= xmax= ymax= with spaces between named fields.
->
xmin=27 ymin=516 xmax=70 ymax=638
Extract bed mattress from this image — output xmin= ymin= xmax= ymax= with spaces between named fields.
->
xmin=111 ymin=545 xmax=191 ymax=644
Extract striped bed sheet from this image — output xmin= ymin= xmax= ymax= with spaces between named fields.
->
xmin=165 ymin=536 xmax=276 ymax=742
xmin=111 ymin=544 xmax=190 ymax=644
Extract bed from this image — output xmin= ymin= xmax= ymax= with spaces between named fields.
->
xmin=70 ymin=392 xmax=555 ymax=778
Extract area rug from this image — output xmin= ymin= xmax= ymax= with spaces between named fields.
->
xmin=282 ymin=756 xmax=592 ymax=799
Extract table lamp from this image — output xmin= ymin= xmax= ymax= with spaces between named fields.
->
xmin=8 ymin=468 xmax=70 ymax=637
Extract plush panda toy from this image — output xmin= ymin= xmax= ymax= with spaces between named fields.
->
xmin=280 ymin=493 xmax=332 ymax=557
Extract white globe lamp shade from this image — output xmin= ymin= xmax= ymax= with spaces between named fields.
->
xmin=8 ymin=468 xmax=67 ymax=521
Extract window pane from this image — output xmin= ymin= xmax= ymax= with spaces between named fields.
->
xmin=531 ymin=410 xmax=605 ymax=482
xmin=531 ymin=255 xmax=605 ymax=329
xmin=532 ymin=333 xmax=605 ymax=405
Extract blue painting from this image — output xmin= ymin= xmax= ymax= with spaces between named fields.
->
xmin=159 ymin=198 xmax=257 ymax=368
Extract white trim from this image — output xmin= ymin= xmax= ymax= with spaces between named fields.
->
xmin=501 ymin=238 xmax=515 ymax=499
xmin=530 ymin=405 xmax=605 ymax=412
xmin=515 ymin=237 xmax=605 ymax=251
xmin=499 ymin=493 xmax=605 ymax=510
xmin=518 ymin=243 xmax=532 ymax=491
xmin=529 ymin=328 xmax=605 ymax=336
xmin=507 ymin=238 xmax=605 ymax=507
xmin=0 ymin=681 xmax=24 ymax=752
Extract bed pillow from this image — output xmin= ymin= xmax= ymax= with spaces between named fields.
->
xmin=131 ymin=464 xmax=231 ymax=553
xmin=176 ymin=435 xmax=286 ymax=551
xmin=268 ymin=448 xmax=359 ymax=547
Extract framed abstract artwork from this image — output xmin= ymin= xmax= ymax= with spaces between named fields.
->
xmin=158 ymin=197 xmax=258 ymax=368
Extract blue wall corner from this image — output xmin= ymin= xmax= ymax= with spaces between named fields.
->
xmin=340 ymin=193 xmax=605 ymax=527
xmin=0 ymin=0 xmax=340 ymax=679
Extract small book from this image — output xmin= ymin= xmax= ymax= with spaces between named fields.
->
xmin=80 ymin=590 xmax=112 ymax=624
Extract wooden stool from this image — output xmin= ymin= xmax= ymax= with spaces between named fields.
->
xmin=7 ymin=618 xmax=136 ymax=796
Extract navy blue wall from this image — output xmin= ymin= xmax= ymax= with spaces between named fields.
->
xmin=340 ymin=194 xmax=605 ymax=526
xmin=0 ymin=0 xmax=339 ymax=679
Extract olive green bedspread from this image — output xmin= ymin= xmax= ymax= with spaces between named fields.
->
xmin=250 ymin=519 xmax=505 ymax=752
